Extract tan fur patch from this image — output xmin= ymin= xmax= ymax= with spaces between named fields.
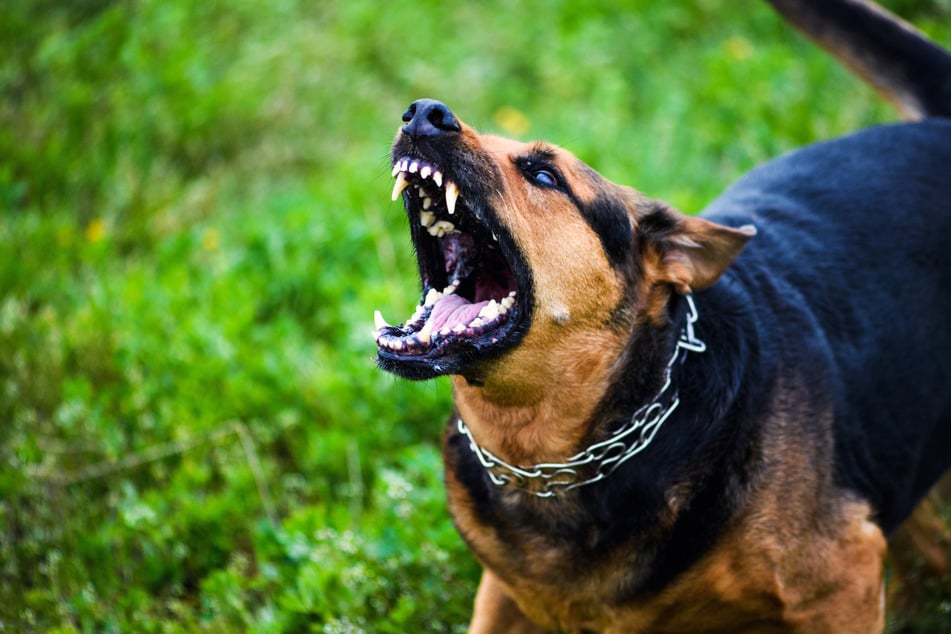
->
xmin=449 ymin=136 xmax=632 ymax=466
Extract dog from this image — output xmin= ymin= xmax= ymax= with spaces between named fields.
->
xmin=374 ymin=0 xmax=951 ymax=631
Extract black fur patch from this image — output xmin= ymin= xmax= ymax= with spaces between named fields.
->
xmin=569 ymin=164 xmax=634 ymax=268
xmin=578 ymin=191 xmax=634 ymax=269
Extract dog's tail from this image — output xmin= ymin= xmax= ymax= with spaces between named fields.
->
xmin=766 ymin=0 xmax=951 ymax=120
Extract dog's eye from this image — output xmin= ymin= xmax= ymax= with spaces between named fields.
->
xmin=517 ymin=157 xmax=565 ymax=190
xmin=531 ymin=169 xmax=558 ymax=187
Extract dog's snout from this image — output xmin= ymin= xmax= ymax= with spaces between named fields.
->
xmin=401 ymin=99 xmax=461 ymax=138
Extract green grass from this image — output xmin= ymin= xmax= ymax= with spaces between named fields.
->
xmin=2 ymin=0 xmax=950 ymax=631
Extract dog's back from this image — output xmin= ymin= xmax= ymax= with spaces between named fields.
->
xmin=702 ymin=119 xmax=951 ymax=533
xmin=721 ymin=0 xmax=951 ymax=535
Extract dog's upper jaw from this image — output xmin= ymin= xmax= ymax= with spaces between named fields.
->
xmin=374 ymin=108 xmax=533 ymax=380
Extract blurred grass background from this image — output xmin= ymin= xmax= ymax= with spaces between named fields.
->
xmin=1 ymin=0 xmax=949 ymax=631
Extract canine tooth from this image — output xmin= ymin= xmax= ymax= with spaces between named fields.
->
xmin=417 ymin=322 xmax=432 ymax=344
xmin=445 ymin=182 xmax=459 ymax=215
xmin=374 ymin=310 xmax=390 ymax=331
xmin=508 ymin=291 xmax=517 ymax=298
xmin=425 ymin=288 xmax=442 ymax=306
xmin=409 ymin=160 xmax=419 ymax=173
xmin=433 ymin=171 xmax=443 ymax=187
xmin=422 ymin=196 xmax=432 ymax=210
xmin=420 ymin=165 xmax=432 ymax=179
xmin=408 ymin=304 xmax=426 ymax=325
xmin=391 ymin=172 xmax=409 ymax=201
xmin=420 ymin=211 xmax=435 ymax=227
xmin=492 ymin=232 xmax=498 ymax=242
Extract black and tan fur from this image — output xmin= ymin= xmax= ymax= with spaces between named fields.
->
xmin=375 ymin=1 xmax=951 ymax=632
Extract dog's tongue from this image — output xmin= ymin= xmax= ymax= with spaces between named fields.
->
xmin=428 ymin=293 xmax=488 ymax=332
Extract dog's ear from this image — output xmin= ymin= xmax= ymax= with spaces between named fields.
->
xmin=639 ymin=202 xmax=755 ymax=294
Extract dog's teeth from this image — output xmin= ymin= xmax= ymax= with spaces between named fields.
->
xmin=417 ymin=321 xmax=432 ymax=344
xmin=445 ymin=182 xmax=459 ymax=215
xmin=433 ymin=171 xmax=443 ymax=187
xmin=424 ymin=288 xmax=442 ymax=306
xmin=391 ymin=164 xmax=400 ymax=178
xmin=422 ymin=196 xmax=432 ymax=210
xmin=479 ymin=300 xmax=500 ymax=321
xmin=451 ymin=323 xmax=466 ymax=334
xmin=469 ymin=317 xmax=485 ymax=328
xmin=492 ymin=232 xmax=498 ymax=242
xmin=391 ymin=172 xmax=409 ymax=201
xmin=501 ymin=296 xmax=515 ymax=310
xmin=400 ymin=159 xmax=409 ymax=172
xmin=374 ymin=310 xmax=390 ymax=331
xmin=508 ymin=291 xmax=517 ymax=298
xmin=420 ymin=210 xmax=435 ymax=228
xmin=443 ymin=279 xmax=460 ymax=295
xmin=381 ymin=336 xmax=403 ymax=351
xmin=420 ymin=165 xmax=432 ymax=179
xmin=408 ymin=304 xmax=426 ymax=325
xmin=418 ymin=187 xmax=426 ymax=197
xmin=409 ymin=160 xmax=419 ymax=173
xmin=429 ymin=220 xmax=455 ymax=237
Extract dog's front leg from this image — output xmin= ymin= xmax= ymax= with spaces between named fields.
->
xmin=469 ymin=569 xmax=548 ymax=634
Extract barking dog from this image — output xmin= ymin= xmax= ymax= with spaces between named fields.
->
xmin=374 ymin=0 xmax=951 ymax=631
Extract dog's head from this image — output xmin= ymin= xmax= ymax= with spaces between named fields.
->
xmin=375 ymin=99 xmax=753 ymax=395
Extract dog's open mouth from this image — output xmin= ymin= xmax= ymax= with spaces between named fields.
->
xmin=374 ymin=155 xmax=529 ymax=379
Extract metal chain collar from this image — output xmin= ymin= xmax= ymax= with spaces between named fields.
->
xmin=456 ymin=295 xmax=706 ymax=498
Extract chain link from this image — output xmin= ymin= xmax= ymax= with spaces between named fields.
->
xmin=456 ymin=295 xmax=706 ymax=498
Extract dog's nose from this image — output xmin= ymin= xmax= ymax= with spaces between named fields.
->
xmin=401 ymin=99 xmax=461 ymax=138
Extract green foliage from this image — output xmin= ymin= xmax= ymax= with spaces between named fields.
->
xmin=0 ymin=0 xmax=949 ymax=631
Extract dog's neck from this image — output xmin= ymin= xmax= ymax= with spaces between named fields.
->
xmin=450 ymin=295 xmax=700 ymax=480
xmin=450 ymin=341 xmax=622 ymax=468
